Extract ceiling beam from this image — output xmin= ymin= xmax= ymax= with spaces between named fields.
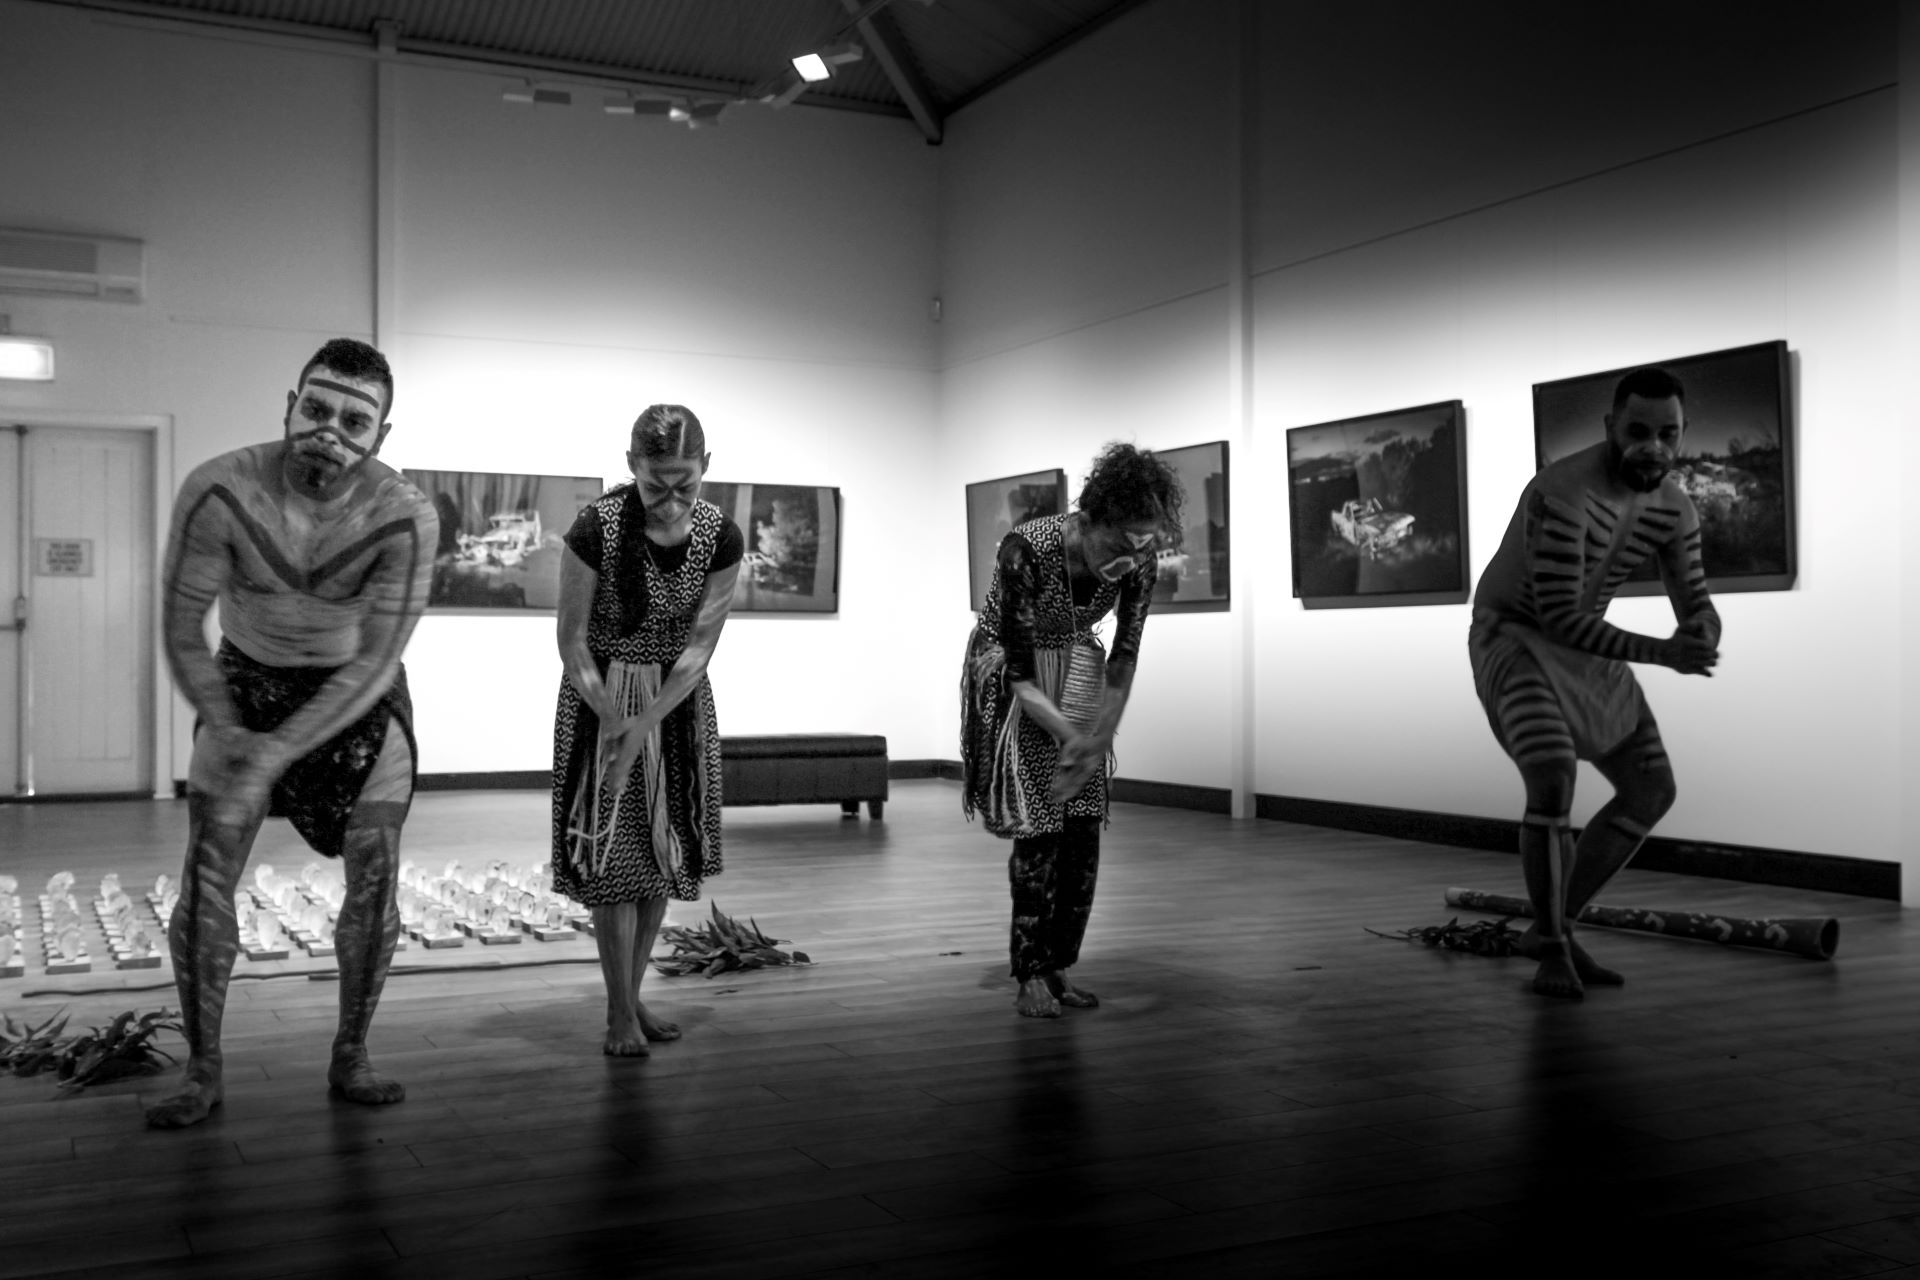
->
xmin=840 ymin=0 xmax=943 ymax=144
xmin=946 ymin=0 xmax=1157 ymax=116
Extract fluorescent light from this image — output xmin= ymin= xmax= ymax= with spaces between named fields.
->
xmin=792 ymin=52 xmax=830 ymax=82
xmin=0 ymin=337 xmax=54 ymax=381
xmin=504 ymin=83 xmax=570 ymax=105
xmin=603 ymin=94 xmax=636 ymax=114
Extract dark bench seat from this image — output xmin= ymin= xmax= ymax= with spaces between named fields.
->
xmin=721 ymin=734 xmax=888 ymax=819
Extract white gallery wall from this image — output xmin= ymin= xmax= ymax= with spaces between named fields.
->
xmin=0 ymin=0 xmax=946 ymax=780
xmin=934 ymin=0 xmax=1920 ymax=890
xmin=381 ymin=58 xmax=941 ymax=773
xmin=1249 ymin=0 xmax=1902 ymax=862
xmin=934 ymin=0 xmax=1239 ymax=792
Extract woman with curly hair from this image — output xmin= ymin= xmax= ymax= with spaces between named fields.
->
xmin=961 ymin=442 xmax=1183 ymax=1017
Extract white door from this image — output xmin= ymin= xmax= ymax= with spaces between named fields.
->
xmin=6 ymin=426 xmax=155 ymax=796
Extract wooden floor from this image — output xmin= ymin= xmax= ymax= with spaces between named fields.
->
xmin=4 ymin=781 xmax=1920 ymax=1279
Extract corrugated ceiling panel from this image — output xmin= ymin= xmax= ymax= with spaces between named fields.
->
xmin=87 ymin=0 xmax=1141 ymax=113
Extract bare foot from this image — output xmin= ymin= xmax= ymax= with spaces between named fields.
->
xmin=1014 ymin=977 xmax=1061 ymax=1018
xmin=145 ymin=1069 xmax=223 ymax=1129
xmin=328 ymin=1049 xmax=407 ymax=1105
xmin=603 ymin=1015 xmax=650 ymax=1057
xmin=1520 ymin=924 xmax=1623 ymax=986
xmin=638 ymin=1004 xmax=681 ymax=1042
xmin=1529 ymin=939 xmax=1585 ymax=1000
xmin=1044 ymin=970 xmax=1099 ymax=1008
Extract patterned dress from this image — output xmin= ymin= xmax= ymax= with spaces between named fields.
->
xmin=550 ymin=489 xmax=742 ymax=905
xmin=961 ymin=514 xmax=1153 ymax=837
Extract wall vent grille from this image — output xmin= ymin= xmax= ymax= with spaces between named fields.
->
xmin=0 ymin=230 xmax=144 ymax=303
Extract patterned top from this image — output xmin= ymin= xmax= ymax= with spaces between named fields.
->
xmin=1474 ymin=455 xmax=1720 ymax=661
xmin=563 ymin=488 xmax=743 ymax=661
xmin=980 ymin=514 xmax=1153 ymax=682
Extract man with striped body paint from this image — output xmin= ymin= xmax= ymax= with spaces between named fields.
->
xmin=146 ymin=338 xmax=436 ymax=1127
xmin=1469 ymin=366 xmax=1720 ymax=999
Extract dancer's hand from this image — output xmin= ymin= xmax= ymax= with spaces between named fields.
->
xmin=600 ymin=712 xmax=655 ymax=801
xmin=1051 ymin=732 xmax=1108 ymax=803
xmin=1663 ymin=625 xmax=1718 ymax=676
xmin=191 ymin=725 xmax=266 ymax=793
xmin=193 ymin=727 xmax=281 ymax=831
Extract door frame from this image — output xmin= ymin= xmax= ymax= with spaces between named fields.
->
xmin=5 ymin=410 xmax=174 ymax=799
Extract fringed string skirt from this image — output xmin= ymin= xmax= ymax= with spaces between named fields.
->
xmin=550 ymin=661 xmax=721 ymax=905
xmin=960 ymin=628 xmax=1111 ymax=839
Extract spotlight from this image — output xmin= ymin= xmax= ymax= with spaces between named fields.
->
xmin=667 ymin=100 xmax=692 ymax=123
xmin=791 ymin=41 xmax=862 ymax=82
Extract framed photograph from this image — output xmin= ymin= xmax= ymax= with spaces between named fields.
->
xmin=702 ymin=482 xmax=840 ymax=613
xmin=1287 ymin=401 xmax=1469 ymax=608
xmin=402 ymin=469 xmax=603 ymax=611
xmin=1151 ymin=441 xmax=1230 ymax=612
xmin=1533 ymin=340 xmax=1794 ymax=594
xmin=965 ymin=468 xmax=1068 ymax=610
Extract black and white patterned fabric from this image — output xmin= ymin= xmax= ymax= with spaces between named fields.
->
xmin=1008 ymin=818 xmax=1101 ymax=980
xmin=550 ymin=489 xmax=728 ymax=905
xmin=960 ymin=513 xmax=1152 ymax=837
xmin=211 ymin=639 xmax=415 ymax=859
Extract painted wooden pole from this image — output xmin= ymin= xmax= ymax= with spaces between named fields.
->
xmin=1443 ymin=887 xmax=1839 ymax=961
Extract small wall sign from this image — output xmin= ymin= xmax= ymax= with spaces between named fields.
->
xmin=34 ymin=538 xmax=93 ymax=577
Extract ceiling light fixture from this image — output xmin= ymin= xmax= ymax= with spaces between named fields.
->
xmin=503 ymin=81 xmax=570 ymax=106
xmin=792 ymin=40 xmax=863 ymax=82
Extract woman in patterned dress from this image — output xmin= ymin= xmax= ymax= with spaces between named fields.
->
xmin=552 ymin=404 xmax=743 ymax=1055
xmin=961 ymin=443 xmax=1183 ymax=1018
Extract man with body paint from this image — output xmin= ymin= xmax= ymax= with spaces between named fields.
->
xmin=146 ymin=338 xmax=436 ymax=1128
xmin=1469 ymin=366 xmax=1720 ymax=1000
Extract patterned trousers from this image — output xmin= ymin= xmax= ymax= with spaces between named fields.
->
xmin=1008 ymin=816 xmax=1101 ymax=981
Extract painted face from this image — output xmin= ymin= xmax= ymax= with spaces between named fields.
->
xmin=1083 ymin=517 xmax=1161 ymax=582
xmin=630 ymin=453 xmax=706 ymax=527
xmin=282 ymin=368 xmax=389 ymax=498
xmin=1604 ymin=393 xmax=1685 ymax=495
